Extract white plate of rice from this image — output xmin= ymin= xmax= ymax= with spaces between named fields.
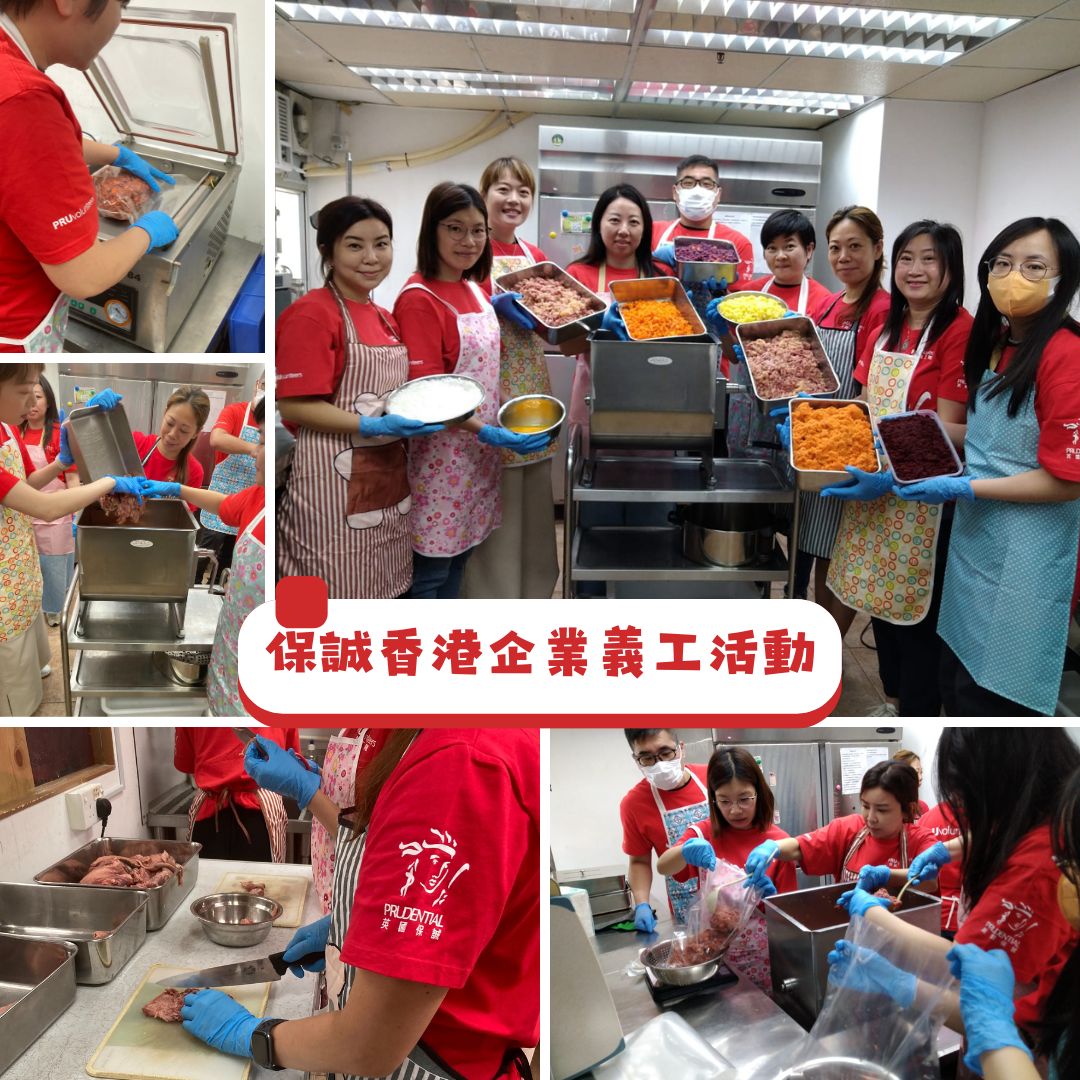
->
xmin=384 ymin=374 xmax=485 ymax=425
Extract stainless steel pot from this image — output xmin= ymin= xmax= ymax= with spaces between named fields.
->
xmin=680 ymin=503 xmax=776 ymax=567
xmin=158 ymin=649 xmax=211 ymax=686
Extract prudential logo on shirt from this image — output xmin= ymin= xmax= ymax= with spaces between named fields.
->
xmin=52 ymin=195 xmax=95 ymax=231
xmin=380 ymin=828 xmax=472 ymax=939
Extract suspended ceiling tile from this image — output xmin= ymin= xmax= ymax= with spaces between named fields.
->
xmin=956 ymin=17 xmax=1080 ymax=67
xmin=381 ymin=90 xmax=510 ymax=109
xmin=892 ymin=64 xmax=1056 ymax=99
xmin=296 ymin=24 xmax=482 ymax=69
xmin=1047 ymin=0 xmax=1080 ymax=17
xmin=614 ymin=101 xmax=729 ymax=123
xmin=761 ymin=57 xmax=935 ymax=96
xmin=469 ymin=37 xmax=628 ymax=78
xmin=718 ymin=108 xmax=833 ymax=129
xmin=870 ymin=0 xmax=1061 ymax=12
xmin=629 ymin=45 xmax=788 ymax=84
xmin=282 ymin=81 xmax=392 ymax=104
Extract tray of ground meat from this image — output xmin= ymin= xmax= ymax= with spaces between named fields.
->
xmin=93 ymin=164 xmax=155 ymax=223
xmin=494 ymin=261 xmax=606 ymax=345
xmin=98 ymin=492 xmax=145 ymax=524
xmin=877 ymin=410 xmax=963 ymax=484
xmin=736 ymin=316 xmax=839 ymax=403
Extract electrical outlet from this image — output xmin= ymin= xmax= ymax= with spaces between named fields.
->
xmin=66 ymin=782 xmax=105 ymax=831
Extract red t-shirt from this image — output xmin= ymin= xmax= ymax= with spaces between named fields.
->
xmin=564 ymin=260 xmax=674 ymax=296
xmin=218 ymin=484 xmax=264 ymax=544
xmin=131 ymin=431 xmax=205 ymax=489
xmin=995 ymin=327 xmax=1080 ymax=482
xmin=0 ymin=422 xmax=34 ymax=500
xmin=393 ymin=274 xmax=489 ymax=379
xmin=954 ymin=825 xmax=1079 ymax=1030
xmin=796 ymin=812 xmax=935 ymax=879
xmin=481 ymin=236 xmax=548 ymax=297
xmin=276 ymin=287 xmax=402 ymax=401
xmin=174 ymin=728 xmax=300 ymax=818
xmin=673 ymin=818 xmax=798 ymax=894
xmin=853 ymin=307 xmax=972 ymax=408
xmin=211 ymin=401 xmax=258 ymax=468
xmin=620 ymin=764 xmax=710 ymax=862
xmin=340 ymin=729 xmax=539 ymax=1078
xmin=20 ymin=423 xmax=74 ymax=477
xmin=809 ymin=288 xmax=891 ymax=374
xmin=651 ymin=219 xmax=755 ymax=282
xmin=731 ymin=275 xmax=832 ymax=316
xmin=0 ymin=27 xmax=98 ymax=349
xmin=918 ymin=803 xmax=963 ymax=933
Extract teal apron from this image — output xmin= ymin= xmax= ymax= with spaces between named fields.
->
xmin=937 ymin=368 xmax=1080 ymax=715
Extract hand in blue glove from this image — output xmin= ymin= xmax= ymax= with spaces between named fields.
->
xmin=181 ymin=989 xmax=262 ymax=1058
xmin=600 ymin=303 xmax=629 ymax=341
xmin=837 ymin=886 xmax=895 ymax=919
xmin=478 ymin=425 xmax=550 ymax=455
xmin=770 ymin=407 xmax=792 ymax=450
xmin=821 ymin=466 xmax=894 ymax=501
xmin=633 ymin=901 xmax=657 ymax=933
xmin=947 ymin=943 xmax=1033 ymax=1075
xmin=130 ymin=210 xmax=179 ymax=252
xmin=113 ymin=145 xmax=176 ymax=193
xmin=651 ymin=243 xmax=676 ymax=268
xmin=358 ymin=413 xmax=444 ymax=439
xmin=893 ymin=475 xmax=974 ymax=504
xmin=107 ymin=476 xmax=144 ymax=502
xmin=782 ymin=309 xmax=800 ymax=319
xmin=744 ymin=839 xmax=780 ymax=890
xmin=704 ymin=297 xmax=731 ymax=338
xmin=704 ymin=275 xmax=730 ymax=298
xmin=827 ymin=940 xmax=916 ymax=1008
xmin=282 ymin=914 xmax=330 ymax=977
xmin=907 ymin=841 xmax=951 ymax=886
xmin=58 ymin=420 xmax=74 ymax=467
xmin=682 ymin=837 xmax=717 ymax=871
xmin=731 ymin=341 xmax=745 ymax=365
xmin=87 ymin=389 xmax=122 ymax=411
xmin=138 ymin=479 xmax=181 ymax=499
xmin=243 ymin=735 xmax=321 ymax=809
xmin=855 ymin=865 xmax=893 ymax=894
xmin=755 ymin=877 xmax=778 ymax=900
xmin=491 ymin=291 xmax=534 ymax=330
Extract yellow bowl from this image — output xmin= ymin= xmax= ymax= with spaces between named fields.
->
xmin=497 ymin=394 xmax=565 ymax=438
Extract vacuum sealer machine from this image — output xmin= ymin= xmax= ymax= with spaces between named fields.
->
xmin=71 ymin=8 xmax=244 ymax=351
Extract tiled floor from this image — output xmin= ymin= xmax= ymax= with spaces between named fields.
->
xmin=33 ymin=619 xmax=68 ymax=717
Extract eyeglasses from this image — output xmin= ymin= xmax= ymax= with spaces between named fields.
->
xmin=716 ymin=795 xmax=758 ymax=811
xmin=985 ymin=256 xmax=1056 ymax=282
xmin=676 ymin=177 xmax=718 ymax=191
xmin=633 ymin=746 xmax=679 ymax=767
xmin=440 ymin=222 xmax=490 ymax=242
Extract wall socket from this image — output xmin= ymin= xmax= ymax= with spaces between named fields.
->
xmin=66 ymin=782 xmax=105 ymax=831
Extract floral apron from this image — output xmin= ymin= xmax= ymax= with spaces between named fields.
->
xmin=206 ymin=507 xmax=265 ymax=717
xmin=0 ymin=425 xmax=43 ymax=643
xmin=827 ymin=329 xmax=942 ymax=623
xmin=199 ymin=403 xmax=259 ymax=536
xmin=277 ymin=285 xmax=412 ymax=598
xmin=312 ymin=728 xmax=367 ymax=916
xmin=650 ymin=772 xmax=710 ymax=924
xmin=400 ymin=282 xmax=502 ymax=558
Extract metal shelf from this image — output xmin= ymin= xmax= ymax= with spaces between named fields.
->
xmin=66 ymin=588 xmax=222 ymax=652
xmin=69 ymin=651 xmax=209 ymax=699
xmin=577 ymin=455 xmax=793 ymax=504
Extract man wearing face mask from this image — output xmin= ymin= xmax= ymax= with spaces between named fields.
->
xmin=619 ymin=728 xmax=710 ymax=933
xmin=650 ymin=155 xmax=754 ymax=283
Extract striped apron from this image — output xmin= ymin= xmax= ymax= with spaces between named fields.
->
xmin=186 ymin=784 xmax=288 ymax=863
xmin=277 ymin=284 xmax=412 ymax=599
xmin=838 ymin=825 xmax=910 ymax=883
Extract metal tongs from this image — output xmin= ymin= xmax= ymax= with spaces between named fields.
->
xmin=893 ymin=875 xmax=918 ymax=906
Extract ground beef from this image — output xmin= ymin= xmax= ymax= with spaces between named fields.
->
xmin=669 ymin=905 xmax=743 ymax=966
xmin=92 ymin=930 xmax=110 ymax=940
xmin=79 ymin=851 xmax=183 ymax=890
xmin=744 ymin=330 xmax=835 ymax=399
xmin=99 ymin=493 xmax=145 ymax=524
xmin=94 ymin=167 xmax=154 ymax=223
xmin=514 ymin=277 xmax=603 ymax=327
xmin=142 ymin=987 xmax=202 ymax=1023
xmin=238 ymin=918 xmax=254 ymax=925
xmin=240 ymin=881 xmax=265 ymax=896
xmin=675 ymin=239 xmax=739 ymax=263
xmin=879 ymin=412 xmax=958 ymax=482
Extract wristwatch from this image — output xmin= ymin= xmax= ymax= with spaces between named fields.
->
xmin=250 ymin=1017 xmax=288 ymax=1071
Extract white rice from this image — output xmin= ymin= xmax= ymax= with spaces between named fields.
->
xmin=388 ymin=376 xmax=483 ymax=423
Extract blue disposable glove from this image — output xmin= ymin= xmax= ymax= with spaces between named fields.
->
xmin=181 ymin=989 xmax=261 ymax=1058
xmin=358 ymin=413 xmax=444 ymax=439
xmin=113 ymin=145 xmax=176 ymax=193
xmin=490 ymin=291 xmax=534 ymax=330
xmin=855 ymin=865 xmax=893 ymax=894
xmin=243 ymin=736 xmax=321 ymax=809
xmin=755 ymin=877 xmax=778 ymax=900
xmin=705 ymin=274 xmax=730 ymax=298
xmin=138 ymin=479 xmax=181 ymax=499
xmin=770 ymin=408 xmax=792 ymax=450
xmin=837 ymin=886 xmax=895 ymax=919
xmin=87 ymin=389 xmax=122 ymax=411
xmin=651 ymin=243 xmax=676 ymax=268
xmin=782 ymin=309 xmax=800 ymax=319
xmin=633 ymin=901 xmax=657 ymax=933
xmin=58 ymin=416 xmax=74 ymax=467
xmin=681 ymin=838 xmax=717 ymax=871
xmin=893 ymin=475 xmax=974 ymax=504
xmin=744 ymin=839 xmax=780 ymax=890
xmin=600 ymin=303 xmax=629 ymax=341
xmin=106 ymin=476 xmax=144 ymax=502
xmin=907 ymin=841 xmax=951 ymax=886
xmin=282 ymin=914 xmax=331 ymax=976
xmin=821 ymin=466 xmax=895 ymax=501
xmin=947 ymin=943 xmax=1033 ymax=1076
xmin=827 ymin=940 xmax=917 ymax=1008
xmin=130 ymin=210 xmax=179 ymax=251
xmin=478 ymin=425 xmax=550 ymax=455
xmin=704 ymin=297 xmax=731 ymax=338
xmin=730 ymin=341 xmax=745 ymax=364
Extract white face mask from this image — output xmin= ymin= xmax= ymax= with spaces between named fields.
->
xmin=677 ymin=187 xmax=716 ymax=222
xmin=641 ymin=757 xmax=685 ymax=790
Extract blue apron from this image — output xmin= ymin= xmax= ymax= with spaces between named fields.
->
xmin=200 ymin=404 xmax=259 ymax=536
xmin=650 ymin=771 xmax=710 ymax=924
xmin=937 ymin=368 xmax=1080 ymax=715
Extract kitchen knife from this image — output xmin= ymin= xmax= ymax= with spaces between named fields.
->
xmin=233 ymin=727 xmax=267 ymax=758
xmin=162 ymin=950 xmax=324 ymax=988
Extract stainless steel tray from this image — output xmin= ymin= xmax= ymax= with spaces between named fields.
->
xmin=0 ymin=934 xmax=77 ymax=1076
xmin=495 ymin=261 xmax=606 ymax=345
xmin=673 ymin=235 xmax=740 ymax=287
xmin=877 ymin=409 xmax=964 ymax=483
xmin=609 ymin=277 xmax=706 ymax=340
xmin=0 ymin=882 xmax=148 ymax=986
xmin=788 ymin=398 xmax=883 ymax=492
xmin=33 ymin=838 xmax=201 ymax=931
xmin=736 ymin=316 xmax=839 ymax=406
xmin=66 ymin=404 xmax=144 ymax=484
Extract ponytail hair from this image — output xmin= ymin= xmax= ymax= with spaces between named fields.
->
xmin=163 ymin=385 xmax=211 ymax=485
xmin=826 ymin=205 xmax=885 ymax=322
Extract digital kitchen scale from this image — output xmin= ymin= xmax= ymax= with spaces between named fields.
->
xmin=644 ymin=961 xmax=739 ymax=1006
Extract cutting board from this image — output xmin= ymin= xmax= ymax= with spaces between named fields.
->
xmin=212 ymin=872 xmax=310 ymax=929
xmin=86 ymin=963 xmax=270 ymax=1080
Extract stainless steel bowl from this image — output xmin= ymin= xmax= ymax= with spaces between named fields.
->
xmin=774 ymin=1058 xmax=902 ymax=1080
xmin=715 ymin=290 xmax=790 ymax=324
xmin=639 ymin=938 xmax=720 ymax=986
xmin=158 ymin=649 xmax=211 ymax=686
xmin=681 ymin=504 xmax=775 ymax=567
xmin=497 ymin=394 xmax=566 ymax=441
xmin=384 ymin=374 xmax=485 ymax=426
xmin=190 ymin=892 xmax=282 ymax=948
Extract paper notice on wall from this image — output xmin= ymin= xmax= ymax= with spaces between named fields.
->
xmin=202 ymin=388 xmax=228 ymax=428
xmin=712 ymin=210 xmax=770 ymax=274
xmin=839 ymin=746 xmax=889 ymax=795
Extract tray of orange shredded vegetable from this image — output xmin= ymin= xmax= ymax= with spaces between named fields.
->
xmin=609 ymin=277 xmax=706 ymax=341
xmin=788 ymin=398 xmax=882 ymax=491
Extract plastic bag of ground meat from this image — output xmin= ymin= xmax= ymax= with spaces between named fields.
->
xmin=669 ymin=859 xmax=762 ymax=966
xmin=94 ymin=165 xmax=155 ymax=223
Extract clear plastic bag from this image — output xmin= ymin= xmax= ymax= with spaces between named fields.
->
xmin=669 ymin=859 xmax=761 ymax=967
xmin=593 ymin=1012 xmax=736 ymax=1080
xmin=93 ymin=164 xmax=155 ymax=223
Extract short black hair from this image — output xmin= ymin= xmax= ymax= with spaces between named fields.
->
xmin=761 ymin=209 xmax=815 ymax=250
xmin=675 ymin=154 xmax=718 ymax=179
xmin=416 ymin=182 xmax=491 ymax=283
xmin=860 ymin=760 xmax=920 ymax=822
xmin=253 ymin=396 xmax=265 ymax=426
xmin=624 ymin=728 xmax=676 ymax=748
xmin=315 ymin=196 xmax=393 ymax=285
xmin=0 ymin=0 xmax=111 ymax=16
